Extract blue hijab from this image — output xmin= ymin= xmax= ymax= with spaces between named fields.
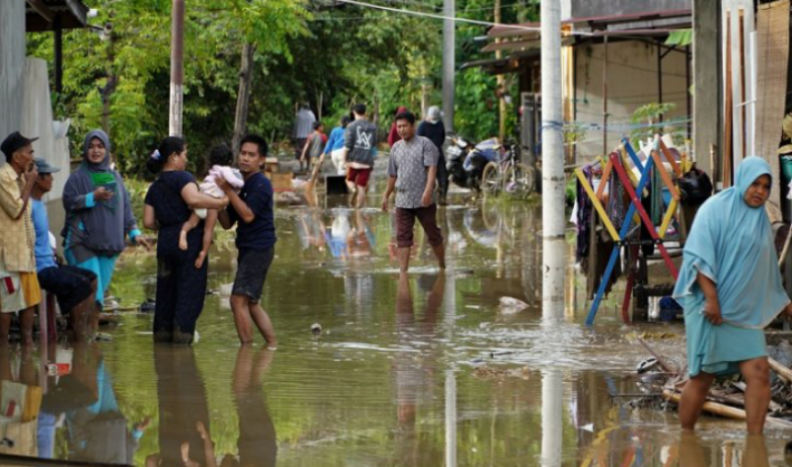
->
xmin=673 ymin=156 xmax=790 ymax=329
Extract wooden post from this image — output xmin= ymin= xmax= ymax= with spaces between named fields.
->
xmin=692 ymin=0 xmax=722 ymax=176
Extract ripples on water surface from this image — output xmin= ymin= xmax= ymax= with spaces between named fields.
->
xmin=0 ymin=198 xmax=787 ymax=466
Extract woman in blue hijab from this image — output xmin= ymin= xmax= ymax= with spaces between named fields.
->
xmin=62 ymin=130 xmax=145 ymax=318
xmin=673 ymin=156 xmax=792 ymax=434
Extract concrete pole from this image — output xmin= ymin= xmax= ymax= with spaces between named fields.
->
xmin=442 ymin=0 xmax=455 ymax=133
xmin=541 ymin=0 xmax=565 ymax=238
xmin=541 ymin=0 xmax=566 ymax=316
xmin=169 ymin=0 xmax=185 ymax=137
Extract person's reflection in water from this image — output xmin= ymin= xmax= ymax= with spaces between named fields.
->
xmin=393 ymin=273 xmax=444 ymax=460
xmin=678 ymin=432 xmax=770 ymax=467
xmin=37 ymin=343 xmax=150 ymax=463
xmin=0 ymin=345 xmax=42 ymax=458
xmin=147 ymin=345 xmax=213 ymax=467
xmin=220 ymin=346 xmax=277 ymax=467
xmin=347 ymin=210 xmax=375 ymax=259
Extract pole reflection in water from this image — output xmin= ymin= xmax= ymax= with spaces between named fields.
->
xmin=541 ymin=369 xmax=563 ymax=467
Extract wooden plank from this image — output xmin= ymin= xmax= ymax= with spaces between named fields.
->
xmin=724 ymin=11 xmax=734 ymax=188
xmin=575 ymin=169 xmax=620 ymax=241
xmin=663 ymin=389 xmax=792 ymax=428
xmin=658 ymin=138 xmax=682 ymax=177
xmin=650 ymin=150 xmax=681 ymax=201
xmin=595 ymin=159 xmax=613 ymax=200
xmin=659 ymin=198 xmax=678 ymax=239
xmin=769 ymin=357 xmax=792 ymax=383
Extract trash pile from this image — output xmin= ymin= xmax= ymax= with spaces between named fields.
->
xmin=635 ymin=339 xmax=792 ymax=428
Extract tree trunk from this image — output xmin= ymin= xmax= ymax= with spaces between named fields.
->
xmin=232 ymin=42 xmax=256 ymax=155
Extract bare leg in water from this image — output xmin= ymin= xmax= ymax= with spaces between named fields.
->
xmin=230 ymin=294 xmax=277 ymax=347
xmin=679 ymin=372 xmax=715 ymax=431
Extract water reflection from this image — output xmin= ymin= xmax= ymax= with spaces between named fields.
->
xmin=0 ymin=201 xmax=787 ymax=466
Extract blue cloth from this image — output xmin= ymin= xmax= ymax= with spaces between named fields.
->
xmin=673 ymin=156 xmax=789 ymax=329
xmin=227 ymin=172 xmax=277 ymax=251
xmin=673 ymin=156 xmax=790 ymax=377
xmin=324 ymin=127 xmax=347 ymax=155
xmin=65 ymin=251 xmax=118 ymax=306
xmin=32 ymin=199 xmax=56 ymax=272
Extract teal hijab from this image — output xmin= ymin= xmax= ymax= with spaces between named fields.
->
xmin=672 ymin=156 xmax=790 ymax=329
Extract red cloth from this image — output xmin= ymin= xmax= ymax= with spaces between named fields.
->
xmin=388 ymin=106 xmax=408 ymax=148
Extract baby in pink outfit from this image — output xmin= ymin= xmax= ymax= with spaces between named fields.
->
xmin=180 ymin=145 xmax=243 ymax=268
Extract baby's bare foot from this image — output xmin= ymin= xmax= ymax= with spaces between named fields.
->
xmin=179 ymin=230 xmax=189 ymax=251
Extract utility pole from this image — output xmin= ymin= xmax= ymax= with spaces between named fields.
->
xmin=169 ymin=0 xmax=185 ymax=137
xmin=541 ymin=0 xmax=565 ymax=320
xmin=442 ymin=0 xmax=455 ymax=133
xmin=495 ymin=0 xmax=506 ymax=142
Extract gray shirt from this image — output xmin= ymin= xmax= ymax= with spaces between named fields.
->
xmin=387 ymin=136 xmax=439 ymax=209
xmin=344 ymin=120 xmax=378 ymax=167
xmin=293 ymin=109 xmax=316 ymax=139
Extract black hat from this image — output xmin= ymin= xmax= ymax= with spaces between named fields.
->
xmin=1 ymin=132 xmax=38 ymax=159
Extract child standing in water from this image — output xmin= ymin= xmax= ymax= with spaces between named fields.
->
xmin=180 ymin=144 xmax=244 ymax=268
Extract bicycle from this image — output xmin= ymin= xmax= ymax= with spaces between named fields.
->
xmin=480 ymin=142 xmax=535 ymax=198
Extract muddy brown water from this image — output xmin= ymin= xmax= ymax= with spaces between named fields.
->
xmin=0 ymin=197 xmax=788 ymax=466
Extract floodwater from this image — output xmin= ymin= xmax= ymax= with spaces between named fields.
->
xmin=0 ymin=195 xmax=790 ymax=466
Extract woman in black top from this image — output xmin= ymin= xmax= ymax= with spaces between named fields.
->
xmin=143 ymin=137 xmax=228 ymax=343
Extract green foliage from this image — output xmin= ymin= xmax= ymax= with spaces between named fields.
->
xmin=630 ymin=102 xmax=677 ymax=148
xmin=27 ymin=0 xmax=536 ymax=174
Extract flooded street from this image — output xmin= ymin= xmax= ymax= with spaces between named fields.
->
xmin=1 ymin=196 xmax=790 ymax=466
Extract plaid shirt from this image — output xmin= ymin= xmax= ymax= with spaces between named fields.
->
xmin=0 ymin=164 xmax=36 ymax=273
xmin=387 ymin=136 xmax=439 ymax=209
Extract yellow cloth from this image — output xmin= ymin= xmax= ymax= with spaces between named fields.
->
xmin=0 ymin=164 xmax=35 ymax=273
xmin=0 ymin=272 xmax=41 ymax=312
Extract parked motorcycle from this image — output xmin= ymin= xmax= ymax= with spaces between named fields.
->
xmin=446 ymin=137 xmax=503 ymax=192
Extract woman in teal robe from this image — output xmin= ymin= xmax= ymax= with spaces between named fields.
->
xmin=673 ymin=156 xmax=792 ymax=434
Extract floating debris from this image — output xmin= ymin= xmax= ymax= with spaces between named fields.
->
xmin=311 ymin=323 xmax=323 ymax=337
xmin=498 ymin=297 xmax=529 ymax=315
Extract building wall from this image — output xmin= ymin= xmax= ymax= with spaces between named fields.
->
xmin=573 ymin=40 xmax=690 ymax=159
xmin=569 ymin=0 xmax=691 ymax=20
xmin=0 ymin=0 xmax=26 ymax=140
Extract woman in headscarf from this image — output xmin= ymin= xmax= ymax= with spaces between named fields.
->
xmin=387 ymin=106 xmax=408 ymax=148
xmin=62 ymin=130 xmax=144 ymax=316
xmin=673 ymin=156 xmax=792 ymax=434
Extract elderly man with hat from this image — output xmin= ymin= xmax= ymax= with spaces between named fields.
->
xmin=0 ymin=132 xmax=43 ymax=344
xmin=31 ymin=157 xmax=97 ymax=342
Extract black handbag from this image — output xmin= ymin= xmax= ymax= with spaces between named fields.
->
xmin=677 ymin=165 xmax=713 ymax=205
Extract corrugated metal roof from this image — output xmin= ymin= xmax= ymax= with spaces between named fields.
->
xmin=26 ymin=0 xmax=90 ymax=32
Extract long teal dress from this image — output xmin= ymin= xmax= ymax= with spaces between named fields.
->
xmin=673 ymin=157 xmax=790 ymax=377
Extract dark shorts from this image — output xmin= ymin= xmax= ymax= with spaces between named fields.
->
xmin=232 ymin=247 xmax=275 ymax=301
xmin=38 ymin=265 xmax=96 ymax=313
xmin=346 ymin=167 xmax=372 ymax=188
xmin=295 ymin=138 xmax=307 ymax=159
xmin=395 ymin=205 xmax=444 ymax=248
